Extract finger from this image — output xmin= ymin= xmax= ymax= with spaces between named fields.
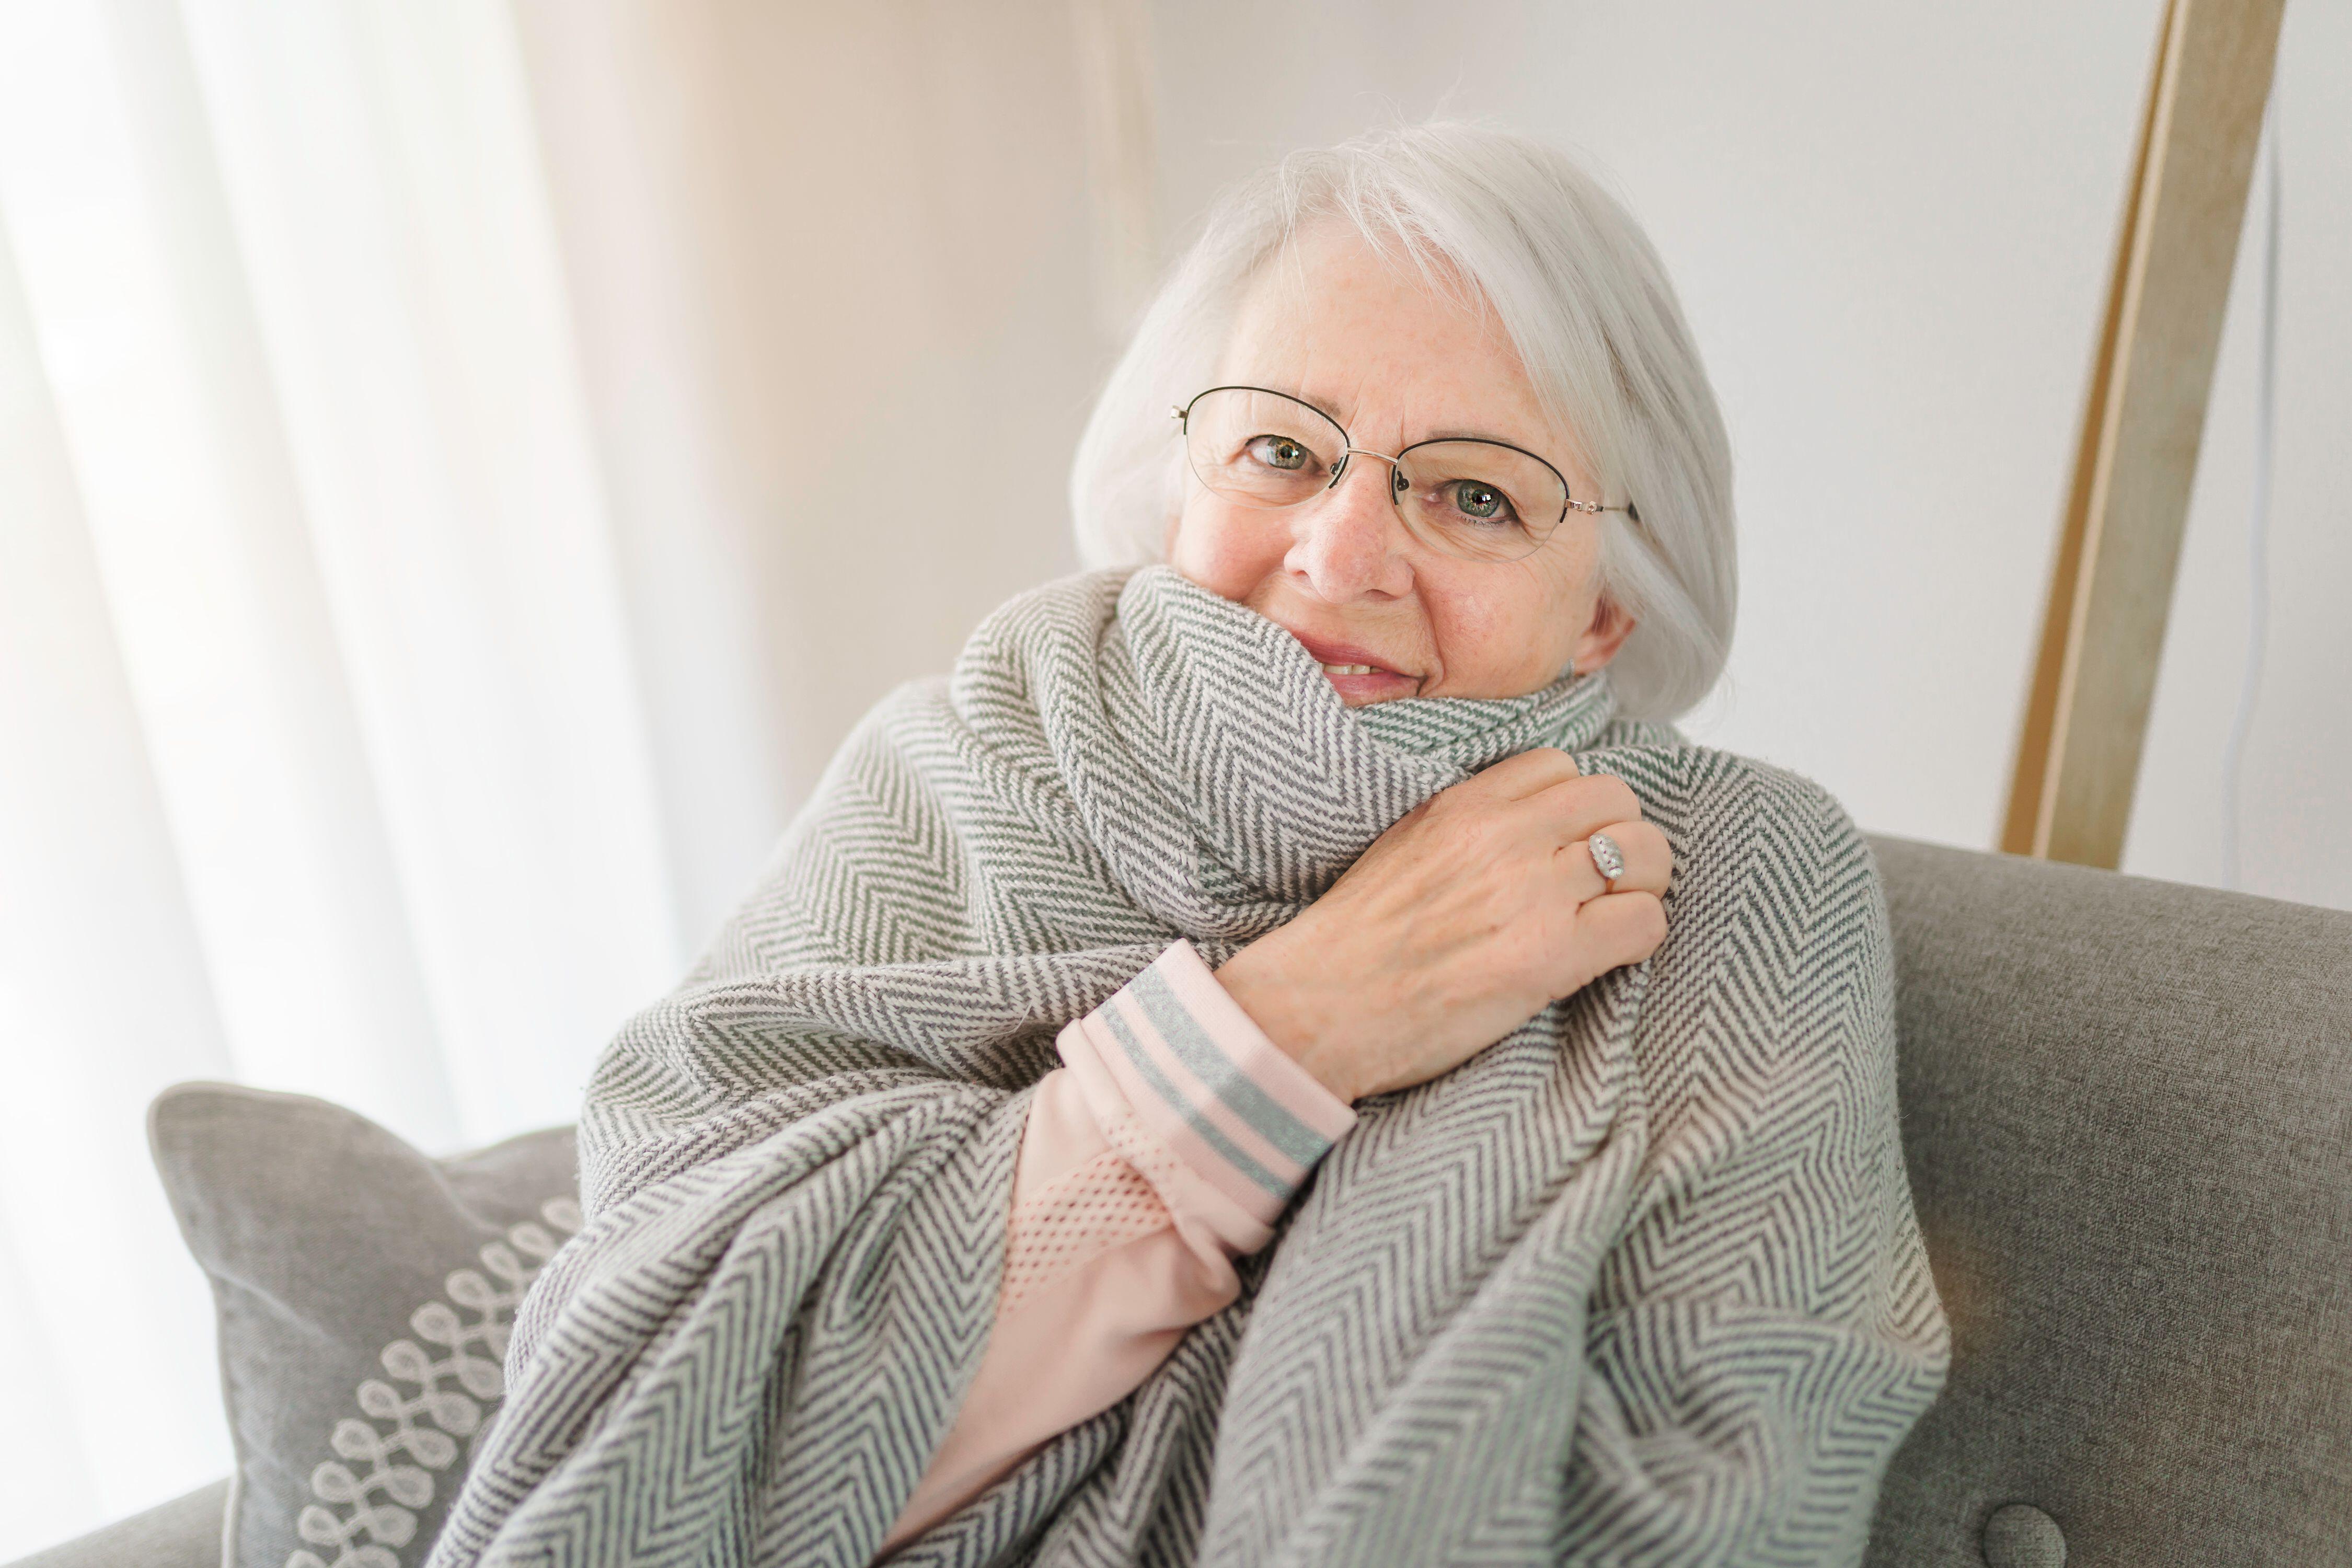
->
xmin=1525 ymin=770 xmax=1642 ymax=844
xmin=1553 ymin=820 xmax=1671 ymax=900
xmin=1558 ymin=890 xmax=1667 ymax=993
xmin=1468 ymin=745 xmax=1583 ymax=801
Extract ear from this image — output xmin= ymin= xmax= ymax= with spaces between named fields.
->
xmin=1571 ymin=594 xmax=1638 ymax=674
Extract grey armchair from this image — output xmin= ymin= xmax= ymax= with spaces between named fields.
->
xmin=15 ymin=835 xmax=2350 ymax=1568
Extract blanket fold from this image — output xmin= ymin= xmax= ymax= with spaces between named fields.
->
xmin=424 ymin=564 xmax=1948 ymax=1568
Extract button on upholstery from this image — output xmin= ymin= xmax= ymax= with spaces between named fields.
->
xmin=1981 ymin=1503 xmax=2066 ymax=1567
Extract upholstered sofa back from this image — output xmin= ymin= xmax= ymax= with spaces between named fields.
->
xmin=1861 ymin=835 xmax=2352 ymax=1567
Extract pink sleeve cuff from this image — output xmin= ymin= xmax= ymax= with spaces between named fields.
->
xmin=877 ymin=941 xmax=1356 ymax=1554
xmin=1054 ymin=938 xmax=1358 ymax=1251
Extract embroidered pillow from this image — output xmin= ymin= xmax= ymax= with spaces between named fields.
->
xmin=148 ymin=1081 xmax=579 ymax=1568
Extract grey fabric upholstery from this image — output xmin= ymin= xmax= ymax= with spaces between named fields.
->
xmin=6 ymin=1479 xmax=228 ymax=1568
xmin=11 ymin=834 xmax=2348 ymax=1567
xmin=1862 ymin=834 xmax=2352 ymax=1566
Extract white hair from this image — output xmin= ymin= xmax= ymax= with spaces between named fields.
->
xmin=1067 ymin=120 xmax=1736 ymax=720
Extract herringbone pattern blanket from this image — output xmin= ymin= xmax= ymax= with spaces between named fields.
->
xmin=424 ymin=564 xmax=1949 ymax=1568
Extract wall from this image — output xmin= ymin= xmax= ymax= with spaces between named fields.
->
xmin=1144 ymin=0 xmax=2349 ymax=910
xmin=528 ymin=0 xmax=2347 ymax=925
xmin=514 ymin=0 xmax=1105 ymax=948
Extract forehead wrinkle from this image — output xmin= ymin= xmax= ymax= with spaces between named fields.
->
xmin=1219 ymin=227 xmax=1576 ymax=469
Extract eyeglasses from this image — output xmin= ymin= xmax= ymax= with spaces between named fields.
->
xmin=1171 ymin=384 xmax=1637 ymax=564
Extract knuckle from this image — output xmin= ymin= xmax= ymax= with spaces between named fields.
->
xmin=1598 ymin=776 xmax=1642 ymax=821
xmin=1634 ymin=894 xmax=1668 ymax=950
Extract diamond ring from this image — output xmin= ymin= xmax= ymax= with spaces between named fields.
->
xmin=1587 ymin=831 xmax=1625 ymax=891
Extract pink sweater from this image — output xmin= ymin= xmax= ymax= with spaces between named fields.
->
xmin=874 ymin=938 xmax=1357 ymax=1556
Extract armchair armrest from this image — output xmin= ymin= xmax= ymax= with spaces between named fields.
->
xmin=4 ymin=1479 xmax=228 ymax=1568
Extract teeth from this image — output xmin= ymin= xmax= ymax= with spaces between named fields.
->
xmin=1321 ymin=663 xmax=1376 ymax=675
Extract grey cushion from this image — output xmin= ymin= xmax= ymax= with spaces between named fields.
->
xmin=5 ymin=1479 xmax=228 ymax=1568
xmin=1861 ymin=835 xmax=2352 ymax=1566
xmin=147 ymin=1083 xmax=579 ymax=1568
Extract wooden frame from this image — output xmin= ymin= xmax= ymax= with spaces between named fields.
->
xmin=2001 ymin=0 xmax=2286 ymax=866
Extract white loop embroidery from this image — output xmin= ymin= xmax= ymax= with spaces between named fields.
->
xmin=285 ymin=1196 xmax=582 ymax=1568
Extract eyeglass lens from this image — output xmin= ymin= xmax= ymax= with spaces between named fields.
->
xmin=1180 ymin=386 xmax=1570 ymax=563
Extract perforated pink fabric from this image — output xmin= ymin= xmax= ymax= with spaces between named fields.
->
xmin=998 ymin=1146 xmax=1169 ymax=1316
xmin=878 ymin=940 xmax=1357 ymax=1559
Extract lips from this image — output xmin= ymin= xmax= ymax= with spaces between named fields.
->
xmin=1287 ymin=629 xmax=1405 ymax=676
xmin=1277 ymin=626 xmax=1425 ymax=704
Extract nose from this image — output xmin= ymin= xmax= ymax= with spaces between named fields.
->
xmin=1286 ymin=451 xmax=1413 ymax=602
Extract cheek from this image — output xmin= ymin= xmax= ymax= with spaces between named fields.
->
xmin=1169 ymin=498 xmax=1284 ymax=599
xmin=1423 ymin=573 xmax=1579 ymax=691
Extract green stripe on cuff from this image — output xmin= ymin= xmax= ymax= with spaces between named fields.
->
xmin=1098 ymin=1004 xmax=1292 ymax=1201
xmin=1127 ymin=963 xmax=1333 ymax=1169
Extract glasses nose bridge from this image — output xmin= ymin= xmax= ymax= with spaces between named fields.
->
xmin=1325 ymin=443 xmax=1407 ymax=495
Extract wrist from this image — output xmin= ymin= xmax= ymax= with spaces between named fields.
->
xmin=1213 ymin=940 xmax=1362 ymax=1104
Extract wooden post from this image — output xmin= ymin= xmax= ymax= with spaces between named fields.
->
xmin=2001 ymin=0 xmax=2286 ymax=866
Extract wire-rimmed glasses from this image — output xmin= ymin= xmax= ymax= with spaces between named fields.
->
xmin=1172 ymin=384 xmax=1637 ymax=564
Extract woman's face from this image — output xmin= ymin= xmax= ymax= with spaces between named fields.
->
xmin=1166 ymin=222 xmax=1633 ymax=707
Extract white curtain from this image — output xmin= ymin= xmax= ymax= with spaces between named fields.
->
xmin=0 ymin=0 xmax=1136 ymax=1552
xmin=0 ymin=0 xmax=697 ymax=1551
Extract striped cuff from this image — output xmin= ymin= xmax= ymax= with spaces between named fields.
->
xmin=1054 ymin=939 xmax=1358 ymax=1247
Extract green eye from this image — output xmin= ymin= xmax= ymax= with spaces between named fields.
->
xmin=1249 ymin=435 xmax=1310 ymax=471
xmin=1452 ymin=481 xmax=1510 ymax=522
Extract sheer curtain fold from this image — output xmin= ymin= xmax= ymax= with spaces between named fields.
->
xmin=0 ymin=193 xmax=233 ymax=1553
xmin=0 ymin=0 xmax=689 ymax=1553
xmin=0 ymin=0 xmax=1128 ymax=1554
xmin=173 ymin=0 xmax=684 ymax=1138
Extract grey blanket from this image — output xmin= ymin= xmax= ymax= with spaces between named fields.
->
xmin=425 ymin=564 xmax=1949 ymax=1568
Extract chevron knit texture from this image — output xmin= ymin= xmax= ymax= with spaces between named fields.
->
xmin=423 ymin=564 xmax=1949 ymax=1568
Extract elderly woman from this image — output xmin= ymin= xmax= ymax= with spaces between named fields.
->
xmin=429 ymin=123 xmax=1948 ymax=1568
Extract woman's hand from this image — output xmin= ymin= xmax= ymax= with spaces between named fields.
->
xmin=1213 ymin=747 xmax=1670 ymax=1104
